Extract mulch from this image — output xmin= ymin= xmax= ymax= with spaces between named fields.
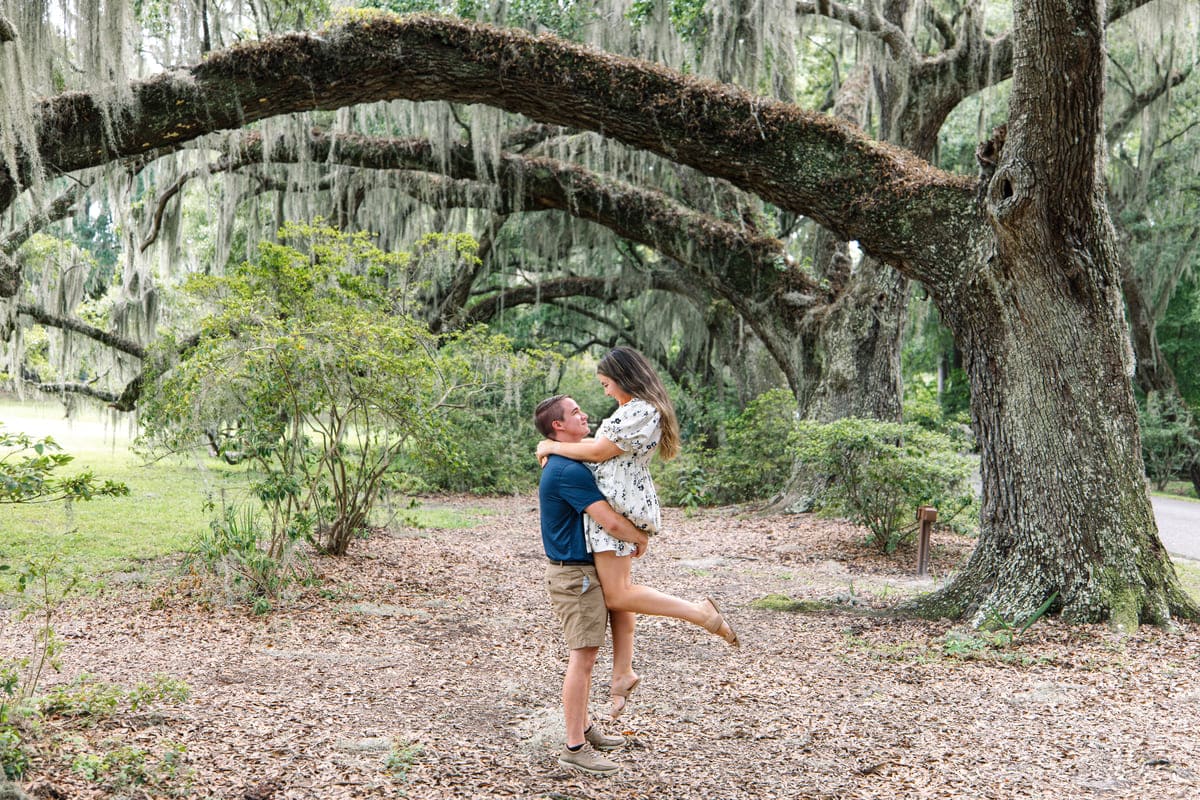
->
xmin=3 ymin=495 xmax=1198 ymax=799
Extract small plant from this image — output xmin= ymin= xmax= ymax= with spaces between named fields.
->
xmin=940 ymin=592 xmax=1058 ymax=658
xmin=40 ymin=673 xmax=191 ymax=721
xmin=385 ymin=739 xmax=424 ymax=780
xmin=0 ymin=552 xmax=85 ymax=778
xmin=71 ymin=740 xmax=192 ymax=796
xmin=979 ymin=591 xmax=1059 ymax=647
xmin=188 ymin=502 xmax=305 ymax=611
xmin=940 ymin=630 xmax=987 ymax=657
xmin=0 ymin=724 xmax=30 ymax=780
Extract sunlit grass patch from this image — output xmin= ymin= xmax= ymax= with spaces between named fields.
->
xmin=1174 ymin=558 xmax=1200 ymax=603
xmin=1 ymin=400 xmax=248 ymax=590
xmin=389 ymin=504 xmax=492 ymax=530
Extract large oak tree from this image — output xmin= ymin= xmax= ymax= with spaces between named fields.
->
xmin=1 ymin=7 xmax=1195 ymax=625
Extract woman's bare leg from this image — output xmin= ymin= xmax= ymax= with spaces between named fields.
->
xmin=608 ymin=608 xmax=638 ymax=719
xmin=594 ymin=551 xmax=710 ymax=626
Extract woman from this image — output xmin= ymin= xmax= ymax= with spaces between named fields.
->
xmin=536 ymin=347 xmax=738 ymax=720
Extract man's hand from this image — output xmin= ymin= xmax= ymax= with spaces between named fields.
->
xmin=631 ymin=538 xmax=648 ymax=558
xmin=584 ymin=499 xmax=649 ymax=555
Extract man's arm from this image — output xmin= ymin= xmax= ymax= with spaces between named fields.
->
xmin=584 ymin=500 xmax=649 ymax=557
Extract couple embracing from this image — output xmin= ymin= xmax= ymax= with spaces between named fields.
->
xmin=534 ymin=347 xmax=739 ymax=776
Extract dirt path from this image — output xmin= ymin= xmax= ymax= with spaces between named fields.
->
xmin=4 ymin=495 xmax=1199 ymax=799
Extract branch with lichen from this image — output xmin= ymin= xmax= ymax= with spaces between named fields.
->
xmin=0 ymin=13 xmax=976 ymax=300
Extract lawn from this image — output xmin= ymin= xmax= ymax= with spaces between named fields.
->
xmin=1 ymin=398 xmax=246 ymax=588
xmin=1 ymin=398 xmax=494 ymax=590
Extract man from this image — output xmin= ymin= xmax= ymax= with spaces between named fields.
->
xmin=534 ymin=394 xmax=649 ymax=776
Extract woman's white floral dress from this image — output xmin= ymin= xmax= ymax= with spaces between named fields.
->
xmin=584 ymin=397 xmax=662 ymax=556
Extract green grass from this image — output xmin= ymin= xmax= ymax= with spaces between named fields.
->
xmin=2 ymin=399 xmax=248 ymax=589
xmin=393 ymin=505 xmax=491 ymax=530
xmin=1 ymin=400 xmax=489 ymax=591
xmin=1174 ymin=558 xmax=1200 ymax=603
xmin=1153 ymin=480 xmax=1200 ymax=501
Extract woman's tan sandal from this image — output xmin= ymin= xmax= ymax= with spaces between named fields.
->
xmin=609 ymin=673 xmax=641 ymax=720
xmin=700 ymin=597 xmax=740 ymax=646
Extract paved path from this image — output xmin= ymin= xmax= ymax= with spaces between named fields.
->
xmin=1153 ymin=495 xmax=1200 ymax=560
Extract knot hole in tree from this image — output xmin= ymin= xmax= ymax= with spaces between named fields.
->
xmin=986 ymin=161 xmax=1033 ymax=228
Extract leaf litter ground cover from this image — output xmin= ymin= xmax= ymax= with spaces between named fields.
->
xmin=3 ymin=495 xmax=1199 ymax=799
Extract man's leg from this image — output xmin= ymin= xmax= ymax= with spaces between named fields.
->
xmin=563 ymin=646 xmax=598 ymax=747
xmin=559 ymin=645 xmax=620 ymax=775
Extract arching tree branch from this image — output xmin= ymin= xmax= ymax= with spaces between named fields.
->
xmin=795 ymin=0 xmax=917 ymax=65
xmin=0 ymin=14 xmax=977 ymax=301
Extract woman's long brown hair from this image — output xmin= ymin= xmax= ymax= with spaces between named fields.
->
xmin=596 ymin=347 xmax=680 ymax=461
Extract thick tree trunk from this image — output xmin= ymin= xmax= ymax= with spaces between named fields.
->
xmin=803 ymin=61 xmax=906 ymax=424
xmin=926 ymin=254 xmax=1192 ymax=625
xmin=907 ymin=1 xmax=1197 ymax=626
xmin=805 ymin=256 xmax=908 ymax=423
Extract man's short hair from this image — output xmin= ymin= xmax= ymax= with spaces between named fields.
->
xmin=534 ymin=395 xmax=568 ymax=439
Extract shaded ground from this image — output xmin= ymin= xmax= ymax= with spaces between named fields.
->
xmin=3 ymin=496 xmax=1199 ymax=799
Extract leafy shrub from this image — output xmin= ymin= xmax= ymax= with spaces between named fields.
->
xmin=702 ymin=388 xmax=797 ymax=504
xmin=655 ymin=454 xmax=711 ymax=508
xmin=902 ymin=375 xmax=975 ymax=448
xmin=792 ymin=417 xmax=976 ymax=553
xmin=140 ymin=222 xmax=536 ymax=557
xmin=394 ymin=395 xmax=542 ymax=495
xmin=657 ymin=388 xmax=797 ymax=506
xmin=1138 ymin=391 xmax=1199 ymax=490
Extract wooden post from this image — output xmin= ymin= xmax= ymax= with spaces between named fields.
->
xmin=916 ymin=506 xmax=937 ymax=577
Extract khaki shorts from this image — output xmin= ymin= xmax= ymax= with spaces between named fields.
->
xmin=545 ymin=563 xmax=607 ymax=650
